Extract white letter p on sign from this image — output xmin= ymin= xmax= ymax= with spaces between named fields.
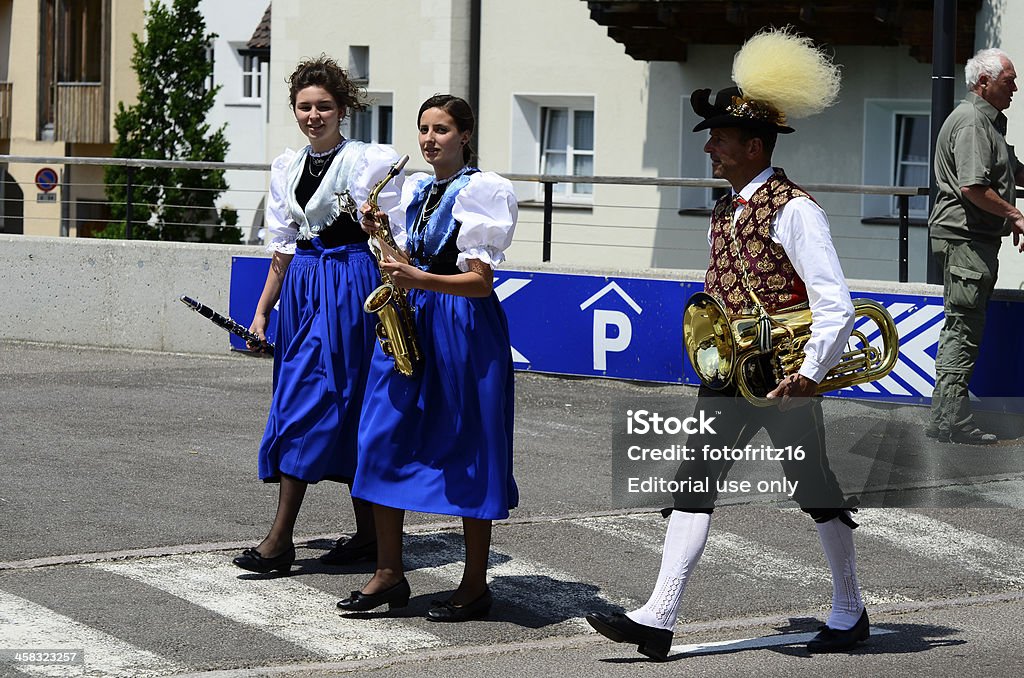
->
xmin=593 ymin=309 xmax=632 ymax=370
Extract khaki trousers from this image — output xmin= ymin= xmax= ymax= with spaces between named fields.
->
xmin=930 ymin=238 xmax=1000 ymax=435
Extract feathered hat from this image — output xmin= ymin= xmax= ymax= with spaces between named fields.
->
xmin=691 ymin=27 xmax=841 ymax=134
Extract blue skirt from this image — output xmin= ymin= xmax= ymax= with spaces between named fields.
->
xmin=258 ymin=240 xmax=379 ymax=484
xmin=352 ymin=288 xmax=518 ymax=520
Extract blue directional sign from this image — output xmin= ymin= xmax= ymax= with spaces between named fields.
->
xmin=228 ymin=256 xmax=1024 ymax=403
xmin=228 ymin=256 xmax=277 ymax=352
xmin=494 ymin=271 xmax=697 ymax=383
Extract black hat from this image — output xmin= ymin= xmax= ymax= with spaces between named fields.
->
xmin=690 ymin=87 xmax=795 ymax=134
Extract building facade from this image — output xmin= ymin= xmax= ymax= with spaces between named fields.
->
xmin=0 ymin=0 xmax=145 ymax=237
xmin=265 ymin=0 xmax=1024 ymax=286
xmin=0 ymin=0 xmax=270 ymax=241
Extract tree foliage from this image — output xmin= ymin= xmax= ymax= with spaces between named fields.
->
xmin=101 ymin=0 xmax=238 ymax=242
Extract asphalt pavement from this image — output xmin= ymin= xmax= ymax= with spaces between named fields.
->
xmin=2 ymin=340 xmax=1023 ymax=677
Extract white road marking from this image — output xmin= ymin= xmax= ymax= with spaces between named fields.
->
xmin=573 ymin=514 xmax=912 ymax=605
xmin=669 ymin=627 xmax=894 ymax=657
xmin=400 ymin=531 xmax=634 ymax=631
xmin=0 ymin=589 xmax=182 ymax=677
xmin=858 ymin=508 xmax=1024 ymax=585
xmin=91 ymin=553 xmax=443 ymax=661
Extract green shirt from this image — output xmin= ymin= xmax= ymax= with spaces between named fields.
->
xmin=930 ymin=92 xmax=1020 ymax=243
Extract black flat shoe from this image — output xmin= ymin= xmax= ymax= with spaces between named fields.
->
xmin=336 ymin=578 xmax=410 ymax=612
xmin=320 ymin=538 xmax=377 ymax=565
xmin=425 ymin=588 xmax=493 ymax=622
xmin=950 ymin=427 xmax=998 ymax=445
xmin=232 ymin=546 xmax=295 ymax=574
xmin=586 ymin=611 xmax=673 ymax=661
xmin=807 ymin=608 xmax=870 ymax=653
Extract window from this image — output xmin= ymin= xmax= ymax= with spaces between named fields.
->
xmin=541 ymin=107 xmax=594 ymax=197
xmin=893 ymin=114 xmax=929 ymax=216
xmin=510 ymin=95 xmax=594 ymax=203
xmin=349 ymin=46 xmax=370 ymax=82
xmin=242 ymin=53 xmax=264 ymax=100
xmin=39 ymin=0 xmax=104 ymax=135
xmin=862 ymin=100 xmax=930 ymax=220
xmin=346 ymin=94 xmax=394 ymax=145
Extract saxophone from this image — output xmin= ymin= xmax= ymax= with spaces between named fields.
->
xmin=359 ymin=154 xmax=422 ymax=377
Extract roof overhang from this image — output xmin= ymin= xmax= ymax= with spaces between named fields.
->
xmin=585 ymin=0 xmax=982 ymax=63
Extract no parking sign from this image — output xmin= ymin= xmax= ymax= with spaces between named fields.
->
xmin=35 ymin=167 xmax=58 ymax=203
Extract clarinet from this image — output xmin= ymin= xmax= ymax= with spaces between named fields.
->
xmin=179 ymin=295 xmax=275 ymax=356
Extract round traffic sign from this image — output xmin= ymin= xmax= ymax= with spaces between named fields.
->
xmin=35 ymin=168 xmax=59 ymax=193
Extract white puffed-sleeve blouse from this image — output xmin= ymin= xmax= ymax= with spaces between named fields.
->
xmin=264 ymin=142 xmax=404 ymax=254
xmin=393 ymin=171 xmax=518 ymax=271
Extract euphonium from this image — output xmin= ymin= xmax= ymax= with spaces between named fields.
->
xmin=360 ymin=154 xmax=422 ymax=377
xmin=682 ymin=292 xmax=899 ymax=407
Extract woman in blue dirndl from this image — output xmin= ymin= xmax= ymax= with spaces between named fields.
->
xmin=338 ymin=95 xmax=518 ymax=621
xmin=232 ymin=57 xmax=405 ymax=574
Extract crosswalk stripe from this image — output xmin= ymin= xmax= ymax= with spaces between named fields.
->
xmin=858 ymin=508 xmax=1024 ymax=584
xmin=400 ymin=531 xmax=634 ymax=630
xmin=572 ymin=514 xmax=913 ymax=605
xmin=0 ymin=589 xmax=182 ymax=677
xmin=91 ymin=553 xmax=443 ymax=661
xmin=668 ymin=627 xmax=896 ymax=657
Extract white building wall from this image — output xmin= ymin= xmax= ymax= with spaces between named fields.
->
xmin=978 ymin=1 xmax=1024 ymax=290
xmin=480 ymin=0 xmax=679 ymax=269
xmin=267 ymin=0 xmax=469 ymax=170
xmin=264 ymin=0 xmax=1024 ymax=286
xmin=200 ymin=0 xmax=269 ymax=244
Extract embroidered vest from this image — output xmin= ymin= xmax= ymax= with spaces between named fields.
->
xmin=704 ymin=168 xmax=811 ymax=316
xmin=406 ymin=168 xmax=480 ymax=274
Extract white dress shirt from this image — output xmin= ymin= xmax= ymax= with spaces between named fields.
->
xmin=710 ymin=167 xmax=855 ymax=383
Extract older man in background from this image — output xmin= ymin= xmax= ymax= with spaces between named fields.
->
xmin=928 ymin=48 xmax=1024 ymax=445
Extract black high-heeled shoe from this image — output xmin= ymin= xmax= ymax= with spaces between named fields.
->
xmin=425 ymin=587 xmax=493 ymax=622
xmin=336 ymin=578 xmax=411 ymax=612
xmin=232 ymin=546 xmax=296 ymax=574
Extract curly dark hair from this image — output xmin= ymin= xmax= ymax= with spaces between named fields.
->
xmin=287 ymin=55 xmax=367 ymax=116
xmin=418 ymin=94 xmax=477 ymax=165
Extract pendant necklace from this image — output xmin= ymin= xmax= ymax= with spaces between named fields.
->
xmin=417 ymin=165 xmax=469 ymax=227
xmin=307 ymin=140 xmax=345 ymax=178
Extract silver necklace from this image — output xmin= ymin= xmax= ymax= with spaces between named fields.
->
xmin=307 ymin=141 xmax=345 ymax=178
xmin=418 ymin=166 xmax=469 ymax=225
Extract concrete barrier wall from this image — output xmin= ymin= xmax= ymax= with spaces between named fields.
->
xmin=3 ymin=234 xmax=1023 ymax=361
xmin=0 ymin=235 xmax=262 ymax=354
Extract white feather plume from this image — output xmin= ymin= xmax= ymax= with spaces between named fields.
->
xmin=732 ymin=27 xmax=841 ymax=120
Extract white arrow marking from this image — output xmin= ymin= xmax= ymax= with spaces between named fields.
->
xmin=579 ymin=281 xmax=643 ymax=314
xmin=493 ymin=277 xmax=532 ymax=364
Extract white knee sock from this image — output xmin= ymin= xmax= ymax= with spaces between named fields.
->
xmin=816 ymin=515 xmax=864 ymax=629
xmin=627 ymin=511 xmax=711 ymax=631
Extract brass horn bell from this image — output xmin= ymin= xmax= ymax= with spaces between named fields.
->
xmin=682 ymin=292 xmax=899 ymax=406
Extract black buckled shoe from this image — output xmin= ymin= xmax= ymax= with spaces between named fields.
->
xmin=425 ymin=588 xmax=493 ymax=622
xmin=924 ymin=425 xmax=950 ymax=442
xmin=336 ymin=578 xmax=410 ymax=612
xmin=950 ymin=427 xmax=998 ymax=445
xmin=807 ymin=608 xmax=870 ymax=653
xmin=585 ymin=611 xmax=673 ymax=661
xmin=232 ymin=546 xmax=295 ymax=574
xmin=320 ymin=538 xmax=377 ymax=565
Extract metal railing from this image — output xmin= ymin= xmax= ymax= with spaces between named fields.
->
xmin=505 ymin=172 xmax=928 ymax=283
xmin=0 ymin=155 xmax=928 ymax=281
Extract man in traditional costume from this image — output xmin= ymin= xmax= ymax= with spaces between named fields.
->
xmin=587 ymin=28 xmax=868 ymax=661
